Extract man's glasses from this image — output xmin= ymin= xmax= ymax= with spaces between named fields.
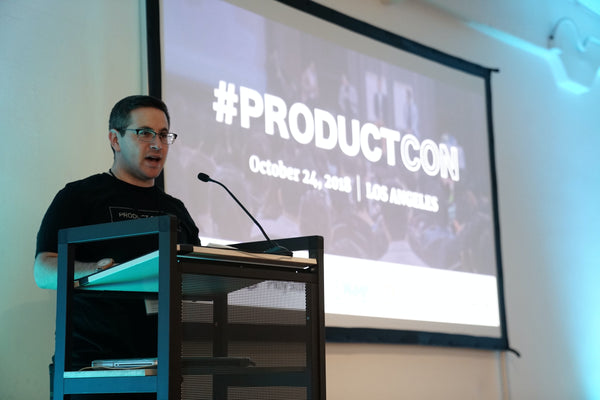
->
xmin=123 ymin=128 xmax=178 ymax=145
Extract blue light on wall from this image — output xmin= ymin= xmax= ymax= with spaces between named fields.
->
xmin=554 ymin=198 xmax=600 ymax=399
xmin=577 ymin=0 xmax=600 ymax=16
xmin=467 ymin=21 xmax=599 ymax=94
xmin=470 ymin=16 xmax=600 ymax=399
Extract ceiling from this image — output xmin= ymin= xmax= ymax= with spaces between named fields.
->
xmin=381 ymin=0 xmax=600 ymax=90
xmin=393 ymin=0 xmax=600 ymax=50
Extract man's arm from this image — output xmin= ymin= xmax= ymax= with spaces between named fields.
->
xmin=34 ymin=252 xmax=114 ymax=290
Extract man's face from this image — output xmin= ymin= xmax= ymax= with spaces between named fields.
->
xmin=111 ymin=107 xmax=170 ymax=187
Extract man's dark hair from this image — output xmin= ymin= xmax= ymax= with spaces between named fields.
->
xmin=109 ymin=95 xmax=170 ymax=134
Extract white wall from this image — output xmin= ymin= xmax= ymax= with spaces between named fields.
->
xmin=0 ymin=1 xmax=144 ymax=399
xmin=1 ymin=0 xmax=599 ymax=399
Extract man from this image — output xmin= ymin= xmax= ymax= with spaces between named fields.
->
xmin=34 ymin=95 xmax=201 ymax=399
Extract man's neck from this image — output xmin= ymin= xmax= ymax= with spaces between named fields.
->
xmin=109 ymin=165 xmax=155 ymax=188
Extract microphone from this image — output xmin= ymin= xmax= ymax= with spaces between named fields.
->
xmin=197 ymin=172 xmax=293 ymax=257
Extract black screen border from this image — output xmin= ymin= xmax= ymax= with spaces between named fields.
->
xmin=146 ymin=0 xmax=511 ymax=352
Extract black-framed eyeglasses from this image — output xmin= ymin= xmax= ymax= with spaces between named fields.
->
xmin=123 ymin=128 xmax=178 ymax=145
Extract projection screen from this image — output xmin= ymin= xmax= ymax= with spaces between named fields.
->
xmin=148 ymin=0 xmax=508 ymax=349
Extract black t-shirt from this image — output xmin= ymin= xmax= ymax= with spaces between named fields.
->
xmin=37 ymin=172 xmax=200 ymax=261
xmin=36 ymin=172 xmax=201 ymax=369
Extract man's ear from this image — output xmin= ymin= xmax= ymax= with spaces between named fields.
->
xmin=109 ymin=129 xmax=120 ymax=152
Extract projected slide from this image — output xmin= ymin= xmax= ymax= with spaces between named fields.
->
xmin=160 ymin=0 xmax=503 ymax=339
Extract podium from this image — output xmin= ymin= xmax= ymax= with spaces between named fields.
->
xmin=53 ymin=215 xmax=325 ymax=399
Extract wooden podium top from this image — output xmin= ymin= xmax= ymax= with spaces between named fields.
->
xmin=74 ymin=245 xmax=316 ymax=292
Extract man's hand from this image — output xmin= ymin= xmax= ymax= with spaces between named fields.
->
xmin=34 ymin=252 xmax=115 ymax=290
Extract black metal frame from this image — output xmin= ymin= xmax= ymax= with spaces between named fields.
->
xmin=54 ymin=216 xmax=178 ymax=398
xmin=53 ymin=216 xmax=325 ymax=399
